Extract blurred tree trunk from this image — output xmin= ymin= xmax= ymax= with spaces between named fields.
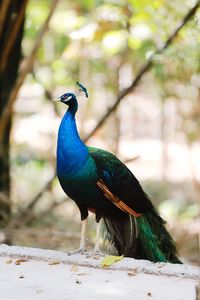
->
xmin=0 ymin=0 xmax=27 ymax=227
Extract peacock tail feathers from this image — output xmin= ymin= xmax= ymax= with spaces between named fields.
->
xmin=137 ymin=214 xmax=168 ymax=262
xmin=102 ymin=208 xmax=181 ymax=264
xmin=139 ymin=209 xmax=181 ymax=263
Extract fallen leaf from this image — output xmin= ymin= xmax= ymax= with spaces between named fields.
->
xmin=127 ymin=269 xmax=138 ymax=276
xmin=100 ymin=255 xmax=123 ymax=267
xmin=15 ymin=259 xmax=28 ymax=265
xmin=18 ymin=259 xmax=27 ymax=262
xmin=70 ymin=265 xmax=79 ymax=272
xmin=48 ymin=258 xmax=60 ymax=265
xmin=19 ymin=275 xmax=25 ymax=279
xmin=5 ymin=259 xmax=12 ymax=264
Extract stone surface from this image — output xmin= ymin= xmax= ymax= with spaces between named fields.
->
xmin=0 ymin=244 xmax=199 ymax=300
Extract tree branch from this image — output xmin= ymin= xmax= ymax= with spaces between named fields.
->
xmin=0 ymin=0 xmax=60 ymax=141
xmin=84 ymin=1 xmax=200 ymax=141
xmin=0 ymin=0 xmax=28 ymax=72
xmin=0 ymin=0 xmax=12 ymax=37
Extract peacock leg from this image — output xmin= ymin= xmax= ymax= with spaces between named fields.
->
xmin=68 ymin=219 xmax=87 ymax=255
xmin=94 ymin=221 xmax=101 ymax=253
xmin=87 ymin=220 xmax=104 ymax=257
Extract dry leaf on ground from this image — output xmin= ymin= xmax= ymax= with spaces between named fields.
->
xmin=48 ymin=258 xmax=60 ymax=265
xmin=100 ymin=255 xmax=123 ymax=267
xmin=127 ymin=269 xmax=138 ymax=276
xmin=15 ymin=259 xmax=28 ymax=265
xmin=5 ymin=259 xmax=12 ymax=264
xmin=70 ymin=265 xmax=79 ymax=272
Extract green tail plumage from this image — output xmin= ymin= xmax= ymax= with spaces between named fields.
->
xmin=102 ymin=208 xmax=181 ymax=264
xmin=137 ymin=215 xmax=168 ymax=262
xmin=138 ymin=209 xmax=181 ymax=263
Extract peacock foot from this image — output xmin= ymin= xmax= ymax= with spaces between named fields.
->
xmin=86 ymin=248 xmax=105 ymax=259
xmin=68 ymin=247 xmax=87 ymax=256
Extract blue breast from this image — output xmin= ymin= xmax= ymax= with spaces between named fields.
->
xmin=57 ymin=110 xmax=89 ymax=176
xmin=56 ymin=109 xmax=99 ymax=203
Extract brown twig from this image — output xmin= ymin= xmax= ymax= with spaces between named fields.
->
xmin=124 ymin=155 xmax=140 ymax=164
xmin=0 ymin=0 xmax=28 ymax=72
xmin=7 ymin=176 xmax=56 ymax=227
xmin=12 ymin=1 xmax=200 ymax=224
xmin=32 ymin=71 xmax=54 ymax=102
xmin=27 ymin=177 xmax=54 ymax=211
xmin=20 ymin=196 xmax=67 ymax=225
xmin=0 ymin=0 xmax=60 ymax=141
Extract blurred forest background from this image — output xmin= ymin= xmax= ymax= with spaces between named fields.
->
xmin=0 ymin=0 xmax=199 ymax=265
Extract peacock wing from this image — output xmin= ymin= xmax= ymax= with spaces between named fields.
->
xmin=88 ymin=147 xmax=152 ymax=215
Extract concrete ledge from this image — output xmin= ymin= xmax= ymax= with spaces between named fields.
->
xmin=0 ymin=244 xmax=199 ymax=280
xmin=0 ymin=244 xmax=199 ymax=300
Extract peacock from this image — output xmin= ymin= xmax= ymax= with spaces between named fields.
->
xmin=55 ymin=82 xmax=181 ymax=263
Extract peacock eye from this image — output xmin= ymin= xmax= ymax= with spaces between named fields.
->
xmin=61 ymin=95 xmax=66 ymax=101
xmin=61 ymin=94 xmax=72 ymax=102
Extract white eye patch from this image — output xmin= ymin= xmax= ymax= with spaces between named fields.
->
xmin=67 ymin=96 xmax=72 ymax=101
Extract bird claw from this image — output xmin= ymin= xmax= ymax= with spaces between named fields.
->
xmin=68 ymin=247 xmax=87 ymax=256
xmin=86 ymin=248 xmax=105 ymax=258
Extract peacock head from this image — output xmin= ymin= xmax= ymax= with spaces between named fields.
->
xmin=54 ymin=82 xmax=88 ymax=106
xmin=56 ymin=93 xmax=77 ymax=105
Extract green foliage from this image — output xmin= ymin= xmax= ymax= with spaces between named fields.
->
xmin=23 ymin=0 xmax=200 ymax=98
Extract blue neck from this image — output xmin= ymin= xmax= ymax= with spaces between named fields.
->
xmin=56 ymin=104 xmax=88 ymax=176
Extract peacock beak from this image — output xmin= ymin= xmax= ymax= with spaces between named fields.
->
xmin=53 ymin=96 xmax=61 ymax=102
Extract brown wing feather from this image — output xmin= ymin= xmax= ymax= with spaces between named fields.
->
xmin=97 ymin=180 xmax=142 ymax=218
